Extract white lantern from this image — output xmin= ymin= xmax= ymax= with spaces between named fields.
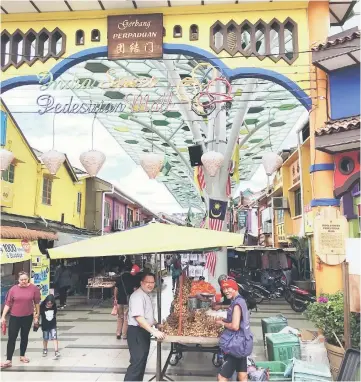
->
xmin=0 ymin=148 xmax=14 ymax=171
xmin=140 ymin=153 xmax=164 ymax=179
xmin=41 ymin=150 xmax=66 ymax=175
xmin=80 ymin=150 xmax=106 ymax=177
xmin=262 ymin=152 xmax=283 ymax=176
xmin=201 ymin=151 xmax=224 ymax=177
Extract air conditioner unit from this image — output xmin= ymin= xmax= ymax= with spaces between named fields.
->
xmin=262 ymin=222 xmax=272 ymax=234
xmin=113 ymin=219 xmax=124 ymax=231
xmin=272 ymin=197 xmax=289 ymax=210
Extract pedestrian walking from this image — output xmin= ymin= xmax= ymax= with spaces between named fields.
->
xmin=114 ymin=265 xmax=138 ymax=340
xmin=54 ymin=262 xmax=72 ymax=309
xmin=124 ymin=272 xmax=165 ymax=381
xmin=40 ymin=294 xmax=60 ymax=359
xmin=1 ymin=271 xmax=41 ymax=369
xmin=170 ymin=258 xmax=181 ymax=291
xmin=215 ymin=279 xmax=253 ymax=382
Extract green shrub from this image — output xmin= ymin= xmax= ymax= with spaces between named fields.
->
xmin=305 ymin=291 xmax=360 ymax=349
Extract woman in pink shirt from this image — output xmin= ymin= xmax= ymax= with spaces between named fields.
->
xmin=1 ymin=271 xmax=41 ymax=369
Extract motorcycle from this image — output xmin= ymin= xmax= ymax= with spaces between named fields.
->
xmin=237 ymin=283 xmax=258 ymax=312
xmin=282 ymin=280 xmax=316 ymax=312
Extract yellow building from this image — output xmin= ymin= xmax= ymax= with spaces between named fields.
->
xmin=1 ymin=100 xmax=86 ymax=229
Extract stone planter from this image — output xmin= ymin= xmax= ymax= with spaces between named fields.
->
xmin=325 ymin=342 xmax=345 ymax=380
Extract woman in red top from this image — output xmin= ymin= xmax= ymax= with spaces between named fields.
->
xmin=1 ymin=271 xmax=41 ymax=369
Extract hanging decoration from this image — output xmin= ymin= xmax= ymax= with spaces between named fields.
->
xmin=140 ymin=116 xmax=164 ymax=179
xmin=262 ymin=152 xmax=283 ymax=193
xmin=41 ymin=150 xmax=66 ymax=175
xmin=201 ymin=151 xmax=224 ymax=177
xmin=0 ymin=148 xmax=14 ymax=171
xmin=140 ymin=152 xmax=164 ymax=179
xmin=262 ymin=152 xmax=283 ymax=176
xmin=80 ymin=114 xmax=106 ymax=177
xmin=41 ymin=113 xmax=65 ymax=175
xmin=80 ymin=150 xmax=106 ymax=177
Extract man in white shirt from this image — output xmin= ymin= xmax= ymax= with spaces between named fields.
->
xmin=124 ymin=272 xmax=165 ymax=381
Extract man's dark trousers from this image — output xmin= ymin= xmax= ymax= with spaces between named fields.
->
xmin=124 ymin=326 xmax=151 ymax=381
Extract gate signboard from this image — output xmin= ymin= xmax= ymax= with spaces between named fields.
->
xmin=108 ymin=14 xmax=163 ymax=60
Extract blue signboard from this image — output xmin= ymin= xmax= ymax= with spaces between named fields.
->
xmin=1 ymin=111 xmax=7 ymax=146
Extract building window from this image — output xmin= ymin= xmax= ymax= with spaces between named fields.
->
xmin=77 ymin=192 xmax=82 ymax=213
xmin=276 ymin=209 xmax=284 ymax=224
xmin=294 ymin=188 xmax=302 ymax=216
xmin=104 ymin=201 xmax=111 ymax=226
xmin=173 ymin=25 xmax=182 ymax=38
xmin=190 ymin=24 xmax=199 ymax=41
xmin=42 ymin=177 xmax=52 ymax=205
xmin=1 ymin=163 xmax=15 ymax=183
xmin=127 ymin=208 xmax=133 ymax=228
xmin=91 ymin=29 xmax=100 ymax=42
xmin=76 ymin=30 xmax=84 ymax=45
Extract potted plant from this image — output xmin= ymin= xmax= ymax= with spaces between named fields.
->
xmin=305 ymin=291 xmax=360 ymax=378
xmin=288 ymin=236 xmax=313 ymax=291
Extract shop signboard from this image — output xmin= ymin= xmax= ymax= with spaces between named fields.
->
xmin=314 ymin=208 xmax=348 ymax=265
xmin=0 ymin=239 xmax=32 ymax=264
xmin=108 ymin=14 xmax=163 ymax=60
xmin=238 ymin=210 xmax=247 ymax=230
xmin=1 ymin=180 xmax=14 ymax=208
xmin=31 ymin=256 xmax=50 ymax=301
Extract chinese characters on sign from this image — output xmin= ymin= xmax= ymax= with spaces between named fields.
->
xmin=108 ymin=14 xmax=163 ymax=60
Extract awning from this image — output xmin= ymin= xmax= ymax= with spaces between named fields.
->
xmin=0 ymin=226 xmax=58 ymax=241
xmin=49 ymin=222 xmax=244 ymax=260
xmin=232 ymin=246 xmax=296 ymax=253
xmin=53 ymin=232 xmax=97 ymax=247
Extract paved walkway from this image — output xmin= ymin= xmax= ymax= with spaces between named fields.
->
xmin=1 ymin=276 xmax=316 ymax=381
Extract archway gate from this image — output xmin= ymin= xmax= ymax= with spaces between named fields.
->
xmin=1 ymin=1 xmax=313 ymax=280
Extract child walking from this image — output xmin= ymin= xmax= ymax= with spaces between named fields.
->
xmin=40 ymin=295 xmax=60 ymax=359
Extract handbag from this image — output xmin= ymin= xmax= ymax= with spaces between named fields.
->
xmin=219 ymin=296 xmax=254 ymax=358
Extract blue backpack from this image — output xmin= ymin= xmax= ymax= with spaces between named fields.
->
xmin=219 ymin=295 xmax=254 ymax=358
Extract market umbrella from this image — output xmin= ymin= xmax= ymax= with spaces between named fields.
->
xmin=48 ymin=222 xmax=243 ymax=260
xmin=49 ymin=222 xmax=242 ymax=381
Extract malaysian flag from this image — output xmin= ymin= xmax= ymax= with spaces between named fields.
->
xmin=205 ymin=200 xmax=226 ymax=276
xmin=198 ymin=166 xmax=206 ymax=190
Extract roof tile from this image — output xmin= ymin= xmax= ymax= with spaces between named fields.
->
xmin=0 ymin=226 xmax=58 ymax=241
xmin=312 ymin=30 xmax=360 ymax=52
xmin=316 ymin=116 xmax=360 ymax=136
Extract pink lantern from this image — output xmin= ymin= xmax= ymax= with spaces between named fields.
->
xmin=80 ymin=150 xmax=106 ymax=177
xmin=0 ymin=148 xmax=14 ymax=171
xmin=140 ymin=153 xmax=164 ymax=179
xmin=262 ymin=152 xmax=283 ymax=176
xmin=41 ymin=150 xmax=66 ymax=175
xmin=201 ymin=151 xmax=224 ymax=177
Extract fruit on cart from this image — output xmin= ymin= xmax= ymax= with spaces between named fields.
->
xmin=190 ymin=280 xmax=216 ymax=296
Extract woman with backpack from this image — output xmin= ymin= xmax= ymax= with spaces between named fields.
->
xmin=215 ymin=278 xmax=254 ymax=382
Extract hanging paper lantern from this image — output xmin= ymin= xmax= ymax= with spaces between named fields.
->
xmin=201 ymin=151 xmax=224 ymax=177
xmin=0 ymin=148 xmax=14 ymax=171
xmin=41 ymin=150 xmax=66 ymax=175
xmin=80 ymin=150 xmax=106 ymax=177
xmin=262 ymin=152 xmax=283 ymax=176
xmin=140 ymin=153 xmax=164 ymax=179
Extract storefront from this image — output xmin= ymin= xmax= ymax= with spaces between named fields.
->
xmin=1 ymin=227 xmax=56 ymax=307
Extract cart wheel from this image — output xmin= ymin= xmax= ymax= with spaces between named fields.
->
xmin=212 ymin=353 xmax=223 ymax=367
xmin=169 ymin=353 xmax=181 ymax=366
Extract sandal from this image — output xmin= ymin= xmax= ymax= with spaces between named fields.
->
xmin=20 ymin=356 xmax=30 ymax=363
xmin=1 ymin=361 xmax=12 ymax=369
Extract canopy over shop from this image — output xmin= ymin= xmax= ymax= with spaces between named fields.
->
xmin=49 ymin=221 xmax=244 ymax=380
